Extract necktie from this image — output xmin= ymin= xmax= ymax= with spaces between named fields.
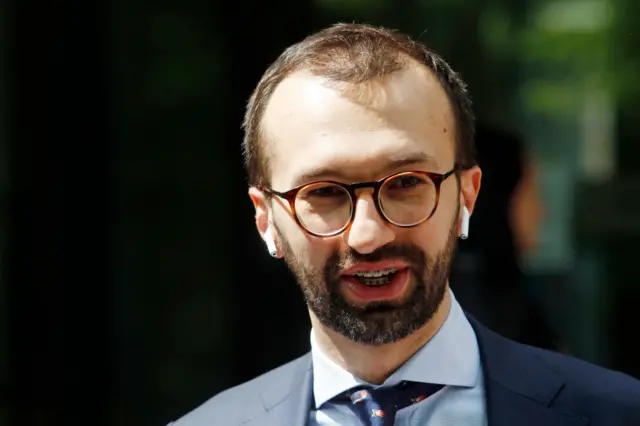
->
xmin=340 ymin=381 xmax=444 ymax=426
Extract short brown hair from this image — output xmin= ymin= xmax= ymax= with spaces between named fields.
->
xmin=242 ymin=23 xmax=477 ymax=188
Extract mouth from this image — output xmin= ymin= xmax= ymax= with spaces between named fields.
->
xmin=341 ymin=266 xmax=411 ymax=303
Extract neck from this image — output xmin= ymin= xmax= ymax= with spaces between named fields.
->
xmin=311 ymin=288 xmax=452 ymax=385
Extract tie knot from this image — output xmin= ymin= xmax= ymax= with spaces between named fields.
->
xmin=340 ymin=381 xmax=444 ymax=425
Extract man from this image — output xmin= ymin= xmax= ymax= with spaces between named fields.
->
xmin=169 ymin=23 xmax=640 ymax=425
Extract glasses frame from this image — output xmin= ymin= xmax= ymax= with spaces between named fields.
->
xmin=262 ymin=167 xmax=459 ymax=237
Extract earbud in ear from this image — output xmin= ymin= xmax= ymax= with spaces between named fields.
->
xmin=460 ymin=206 xmax=470 ymax=240
xmin=264 ymin=227 xmax=278 ymax=257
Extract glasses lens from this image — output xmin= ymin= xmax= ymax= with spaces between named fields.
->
xmin=380 ymin=172 xmax=437 ymax=226
xmin=294 ymin=182 xmax=352 ymax=235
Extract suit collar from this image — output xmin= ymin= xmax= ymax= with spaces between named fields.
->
xmin=467 ymin=314 xmax=565 ymax=405
xmin=255 ymin=353 xmax=313 ymax=426
xmin=468 ymin=315 xmax=588 ymax=426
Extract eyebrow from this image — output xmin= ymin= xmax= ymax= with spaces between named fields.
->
xmin=292 ymin=151 xmax=440 ymax=186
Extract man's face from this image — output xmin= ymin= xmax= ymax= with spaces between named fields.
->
xmin=251 ymin=63 xmax=481 ymax=345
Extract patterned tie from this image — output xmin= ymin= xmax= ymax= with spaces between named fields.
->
xmin=341 ymin=381 xmax=444 ymax=426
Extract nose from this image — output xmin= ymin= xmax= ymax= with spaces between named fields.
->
xmin=344 ymin=191 xmax=395 ymax=254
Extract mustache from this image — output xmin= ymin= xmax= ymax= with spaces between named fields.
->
xmin=324 ymin=243 xmax=427 ymax=280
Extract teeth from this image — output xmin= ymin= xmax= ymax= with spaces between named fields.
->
xmin=353 ymin=268 xmax=397 ymax=278
xmin=347 ymin=278 xmax=389 ymax=290
xmin=360 ymin=276 xmax=392 ymax=286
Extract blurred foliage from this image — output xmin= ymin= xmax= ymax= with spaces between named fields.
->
xmin=479 ymin=5 xmax=516 ymax=58
xmin=316 ymin=0 xmax=387 ymax=16
xmin=513 ymin=0 xmax=639 ymax=117
xmin=518 ymin=1 xmax=614 ymax=117
xmin=521 ymin=79 xmax=581 ymax=117
xmin=610 ymin=0 xmax=640 ymax=107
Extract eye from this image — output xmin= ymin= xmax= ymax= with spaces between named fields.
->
xmin=306 ymin=185 xmax=345 ymax=198
xmin=387 ymin=175 xmax=426 ymax=189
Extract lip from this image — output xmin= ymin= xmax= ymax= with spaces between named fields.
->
xmin=341 ymin=260 xmax=410 ymax=276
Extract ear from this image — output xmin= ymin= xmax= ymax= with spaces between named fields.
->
xmin=248 ymin=186 xmax=272 ymax=242
xmin=458 ymin=165 xmax=482 ymax=232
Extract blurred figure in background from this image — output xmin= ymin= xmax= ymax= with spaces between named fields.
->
xmin=510 ymin=140 xmax=544 ymax=255
xmin=451 ymin=122 xmax=559 ymax=350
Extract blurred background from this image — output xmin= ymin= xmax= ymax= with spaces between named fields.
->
xmin=3 ymin=0 xmax=639 ymax=425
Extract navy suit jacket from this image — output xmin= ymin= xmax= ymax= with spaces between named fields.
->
xmin=170 ymin=316 xmax=640 ymax=425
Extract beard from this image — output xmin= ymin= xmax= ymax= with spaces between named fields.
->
xmin=275 ymin=207 xmax=459 ymax=346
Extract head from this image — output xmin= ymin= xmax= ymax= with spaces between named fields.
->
xmin=246 ymin=23 xmax=482 ymax=346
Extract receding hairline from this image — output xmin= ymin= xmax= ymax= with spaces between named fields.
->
xmin=315 ymin=54 xmax=440 ymax=107
xmin=242 ymin=23 xmax=477 ymax=188
xmin=254 ymin=49 xmax=426 ymax=141
xmin=258 ymin=57 xmax=455 ymax=166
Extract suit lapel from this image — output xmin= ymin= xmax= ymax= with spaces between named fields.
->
xmin=486 ymin=384 xmax=587 ymax=426
xmin=468 ymin=315 xmax=589 ymax=426
xmin=254 ymin=354 xmax=313 ymax=426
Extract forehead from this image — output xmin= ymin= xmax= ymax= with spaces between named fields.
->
xmin=261 ymin=64 xmax=456 ymax=188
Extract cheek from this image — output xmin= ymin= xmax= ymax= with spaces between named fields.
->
xmin=306 ymin=240 xmax=335 ymax=271
xmin=274 ymin=204 xmax=335 ymax=266
xmin=405 ymin=224 xmax=446 ymax=257
xmin=406 ymin=204 xmax=456 ymax=255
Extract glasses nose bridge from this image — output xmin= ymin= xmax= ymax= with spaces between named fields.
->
xmin=344 ymin=180 xmax=386 ymax=225
xmin=346 ymin=180 xmax=381 ymax=199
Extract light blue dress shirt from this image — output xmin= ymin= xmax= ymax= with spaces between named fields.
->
xmin=308 ymin=290 xmax=487 ymax=425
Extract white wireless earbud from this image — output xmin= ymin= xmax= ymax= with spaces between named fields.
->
xmin=460 ymin=206 xmax=470 ymax=240
xmin=264 ymin=227 xmax=278 ymax=257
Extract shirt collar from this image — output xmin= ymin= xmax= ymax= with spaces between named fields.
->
xmin=310 ymin=289 xmax=480 ymax=408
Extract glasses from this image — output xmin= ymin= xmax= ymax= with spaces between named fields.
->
xmin=263 ymin=168 xmax=458 ymax=237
